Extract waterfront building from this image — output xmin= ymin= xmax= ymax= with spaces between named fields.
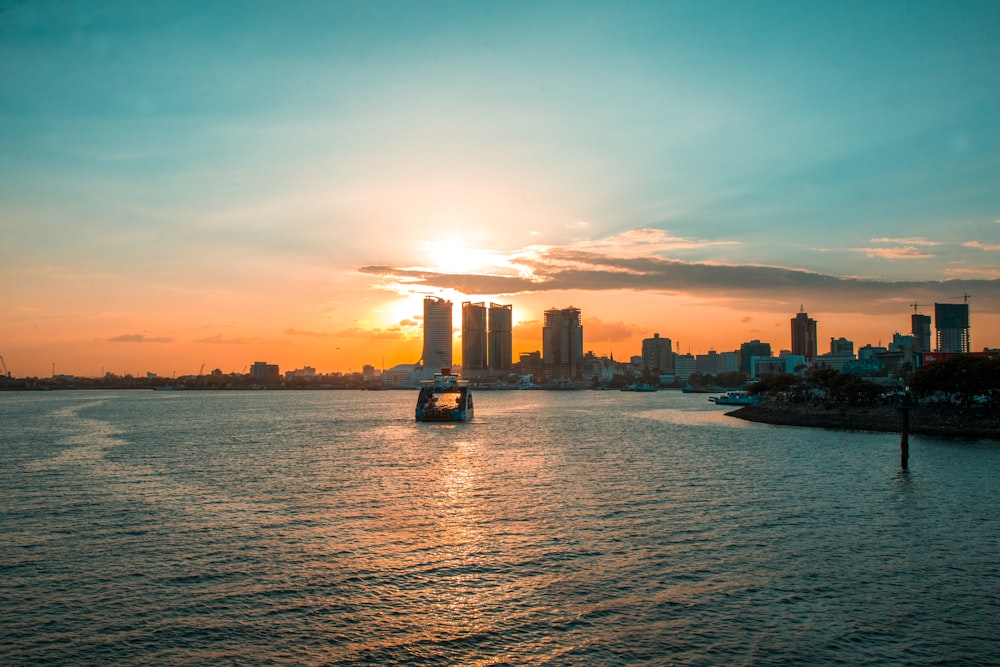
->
xmin=751 ymin=355 xmax=805 ymax=379
xmin=791 ymin=308 xmax=818 ymax=363
xmin=695 ymin=350 xmax=722 ymax=376
xmin=488 ymin=303 xmax=513 ymax=373
xmin=935 ymin=302 xmax=970 ymax=353
xmin=422 ymin=297 xmax=453 ymax=372
xmin=740 ymin=340 xmax=772 ymax=374
xmin=250 ymin=361 xmax=280 ymax=381
xmin=543 ymin=306 xmax=584 ymax=380
xmin=720 ymin=351 xmax=740 ymax=373
xmin=462 ymin=302 xmax=488 ymax=374
xmin=673 ymin=353 xmax=696 ymax=382
xmin=641 ymin=333 xmax=674 ymax=373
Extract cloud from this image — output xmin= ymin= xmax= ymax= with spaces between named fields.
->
xmin=858 ymin=246 xmax=935 ymax=260
xmin=963 ymin=241 xmax=1000 ymax=251
xmin=870 ymin=237 xmax=940 ymax=246
xmin=582 ymin=317 xmax=636 ymax=344
xmin=359 ymin=228 xmax=1000 ymax=314
xmin=193 ymin=334 xmax=258 ymax=344
xmin=108 ymin=333 xmax=173 ymax=343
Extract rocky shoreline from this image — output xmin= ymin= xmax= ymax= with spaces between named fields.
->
xmin=727 ymin=401 xmax=1000 ymax=441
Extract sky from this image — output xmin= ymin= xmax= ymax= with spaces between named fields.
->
xmin=2 ymin=0 xmax=999 ymax=378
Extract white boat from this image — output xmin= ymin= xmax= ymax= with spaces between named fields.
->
xmin=415 ymin=370 xmax=474 ymax=422
xmin=709 ymin=391 xmax=758 ymax=405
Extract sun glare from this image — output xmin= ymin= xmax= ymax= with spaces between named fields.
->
xmin=424 ymin=239 xmax=509 ymax=275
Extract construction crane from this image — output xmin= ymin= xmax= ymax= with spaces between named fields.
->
xmin=910 ymin=302 xmax=923 ymax=313
xmin=950 ymin=293 xmax=972 ymax=303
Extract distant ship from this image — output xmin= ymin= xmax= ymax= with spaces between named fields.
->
xmin=709 ymin=391 xmax=758 ymax=406
xmin=621 ymin=383 xmax=658 ymax=392
xmin=415 ymin=370 xmax=474 ymax=422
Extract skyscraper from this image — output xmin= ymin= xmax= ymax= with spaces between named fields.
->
xmin=935 ymin=303 xmax=970 ymax=353
xmin=641 ymin=333 xmax=673 ymax=373
xmin=911 ymin=313 xmax=932 ymax=354
xmin=461 ymin=302 xmax=487 ymax=373
xmin=543 ymin=306 xmax=584 ymax=380
xmin=791 ymin=308 xmax=818 ymax=363
xmin=422 ymin=297 xmax=453 ymax=371
xmin=487 ymin=302 xmax=513 ymax=373
xmin=740 ymin=340 xmax=771 ymax=375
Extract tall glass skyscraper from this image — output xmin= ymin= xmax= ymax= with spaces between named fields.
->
xmin=422 ymin=297 xmax=453 ymax=371
xmin=488 ymin=303 xmax=513 ymax=373
xmin=461 ymin=302 xmax=488 ymax=372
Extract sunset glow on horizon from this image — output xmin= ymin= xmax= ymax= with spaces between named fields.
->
xmin=3 ymin=1 xmax=999 ymax=378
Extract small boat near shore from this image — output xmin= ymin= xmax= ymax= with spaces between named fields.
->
xmin=710 ymin=390 xmax=758 ymax=406
xmin=415 ymin=370 xmax=474 ymax=422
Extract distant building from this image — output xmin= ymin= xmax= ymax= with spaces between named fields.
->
xmin=462 ymin=302 xmax=488 ymax=374
xmin=740 ymin=340 xmax=771 ymax=374
xmin=751 ymin=355 xmax=805 ymax=379
xmin=543 ymin=306 xmax=584 ymax=379
xmin=720 ymin=351 xmax=740 ymax=373
xmin=250 ymin=361 xmax=279 ymax=381
xmin=673 ymin=353 xmax=696 ymax=382
xmin=381 ymin=363 xmax=423 ymax=388
xmin=829 ymin=337 xmax=854 ymax=356
xmin=488 ymin=303 xmax=513 ymax=373
xmin=911 ymin=313 xmax=932 ymax=354
xmin=641 ymin=333 xmax=674 ymax=373
xmin=791 ymin=308 xmax=818 ymax=363
xmin=695 ymin=350 xmax=722 ymax=376
xmin=935 ymin=302 xmax=970 ymax=353
xmin=422 ymin=297 xmax=453 ymax=371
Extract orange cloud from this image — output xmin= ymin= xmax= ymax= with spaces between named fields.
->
xmin=108 ymin=333 xmax=173 ymax=343
xmin=858 ymin=246 xmax=934 ymax=260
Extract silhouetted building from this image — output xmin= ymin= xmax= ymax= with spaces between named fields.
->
xmin=462 ymin=302 xmax=488 ymax=373
xmin=911 ymin=313 xmax=932 ymax=354
xmin=543 ymin=306 xmax=584 ymax=379
xmin=641 ymin=333 xmax=674 ymax=373
xmin=422 ymin=297 xmax=453 ymax=371
xmin=934 ymin=303 xmax=970 ymax=353
xmin=740 ymin=340 xmax=771 ymax=374
xmin=488 ymin=303 xmax=513 ymax=373
xmin=830 ymin=337 xmax=854 ymax=356
xmin=791 ymin=308 xmax=818 ymax=363
xmin=250 ymin=361 xmax=279 ymax=381
xmin=696 ymin=351 xmax=722 ymax=376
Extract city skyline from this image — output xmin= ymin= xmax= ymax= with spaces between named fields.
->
xmin=3 ymin=1 xmax=1000 ymax=378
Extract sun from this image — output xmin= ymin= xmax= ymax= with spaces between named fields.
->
xmin=423 ymin=239 xmax=509 ymax=275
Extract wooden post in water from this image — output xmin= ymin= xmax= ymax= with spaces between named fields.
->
xmin=899 ymin=390 xmax=910 ymax=470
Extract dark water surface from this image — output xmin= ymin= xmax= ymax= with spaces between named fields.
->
xmin=2 ymin=390 xmax=999 ymax=665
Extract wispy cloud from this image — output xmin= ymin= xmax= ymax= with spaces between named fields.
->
xmin=858 ymin=246 xmax=935 ymax=260
xmin=870 ymin=237 xmax=940 ymax=246
xmin=108 ymin=333 xmax=173 ymax=343
xmin=193 ymin=334 xmax=258 ymax=345
xmin=963 ymin=241 xmax=1000 ymax=251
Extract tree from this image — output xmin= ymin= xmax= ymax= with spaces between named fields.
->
xmin=910 ymin=354 xmax=1000 ymax=406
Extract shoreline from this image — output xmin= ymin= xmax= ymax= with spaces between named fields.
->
xmin=726 ymin=401 xmax=1000 ymax=441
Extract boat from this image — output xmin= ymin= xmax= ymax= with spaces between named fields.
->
xmin=622 ymin=383 xmax=658 ymax=392
xmin=415 ymin=370 xmax=474 ymax=422
xmin=709 ymin=391 xmax=758 ymax=406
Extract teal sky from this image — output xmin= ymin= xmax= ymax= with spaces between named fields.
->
xmin=2 ymin=0 xmax=999 ymax=375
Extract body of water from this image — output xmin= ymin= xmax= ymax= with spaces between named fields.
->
xmin=2 ymin=389 xmax=998 ymax=665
